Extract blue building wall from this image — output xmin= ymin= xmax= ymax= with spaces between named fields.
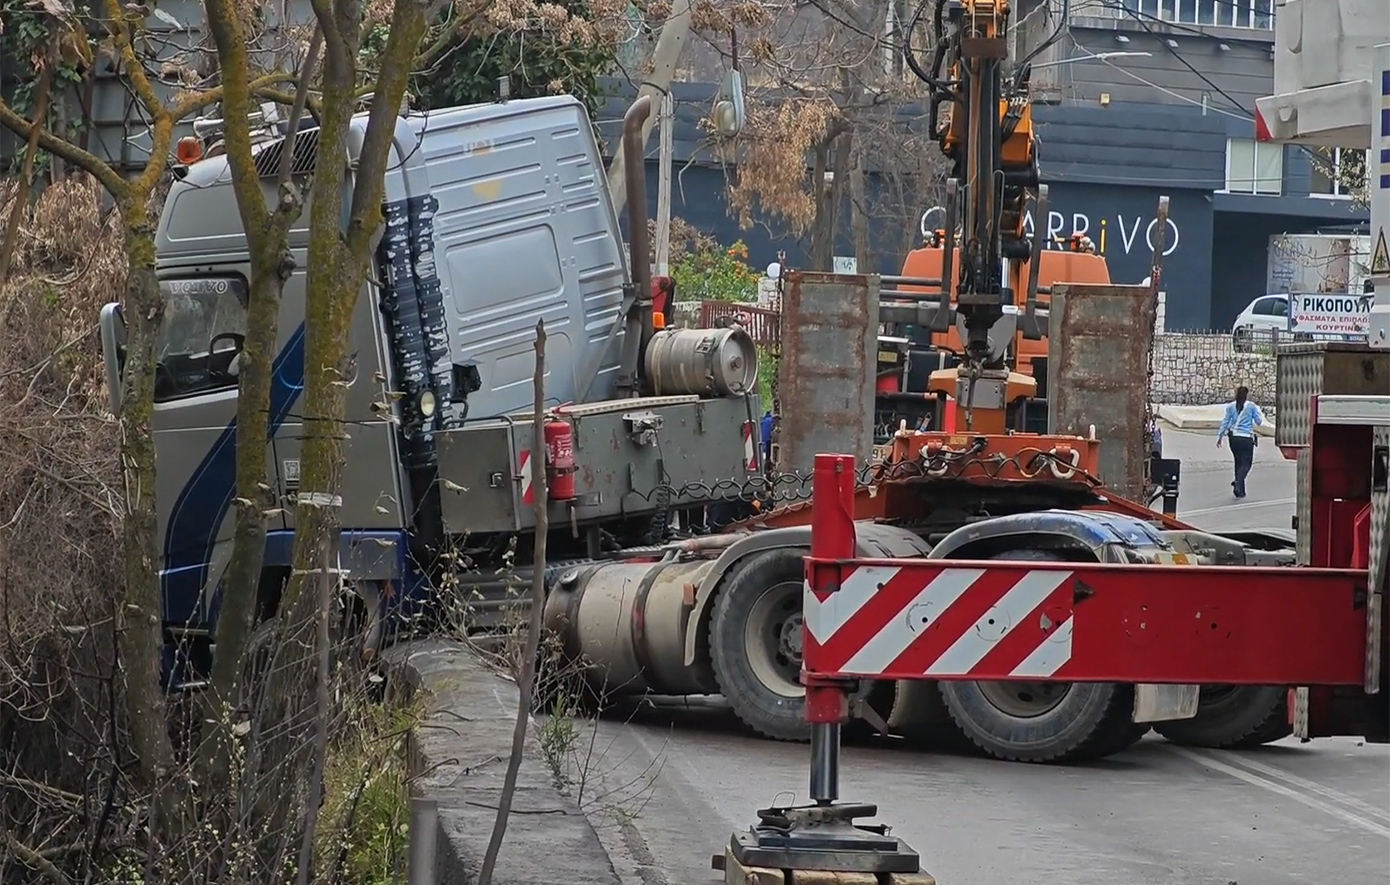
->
xmin=595 ymin=81 xmax=1369 ymax=332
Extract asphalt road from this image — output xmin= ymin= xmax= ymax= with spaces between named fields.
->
xmin=1162 ymin=425 xmax=1297 ymax=533
xmin=573 ymin=427 xmax=1388 ymax=885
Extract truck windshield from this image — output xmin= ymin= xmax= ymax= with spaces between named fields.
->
xmin=154 ymin=276 xmax=249 ymax=401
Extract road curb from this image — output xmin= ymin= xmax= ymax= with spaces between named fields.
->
xmin=1155 ymin=404 xmax=1276 ymax=437
xmin=386 ymin=639 xmax=622 ymax=885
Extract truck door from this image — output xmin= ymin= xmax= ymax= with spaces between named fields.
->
xmin=154 ymin=274 xmax=266 ymax=628
xmin=101 ymin=274 xmax=285 ymax=629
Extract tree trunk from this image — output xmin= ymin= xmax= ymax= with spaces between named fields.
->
xmin=254 ymin=0 xmax=428 ymax=875
xmin=202 ymin=0 xmax=313 ymax=738
xmin=809 ymin=131 xmax=850 ymax=271
xmin=116 ymin=207 xmax=180 ymax=835
xmin=605 ymin=0 xmax=693 ymax=211
xmin=849 ymin=142 xmax=871 ymax=273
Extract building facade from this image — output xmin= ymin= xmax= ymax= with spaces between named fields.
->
xmin=1020 ymin=0 xmax=1370 ymax=330
xmin=598 ymin=0 xmax=1371 ymax=332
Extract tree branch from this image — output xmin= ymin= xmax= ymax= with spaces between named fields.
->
xmin=414 ymin=4 xmax=486 ymax=72
xmin=203 ymin=0 xmax=274 ymax=233
xmin=0 ymin=98 xmax=125 ymax=196
xmin=477 ymin=319 xmax=548 ymax=885
xmin=101 ymin=0 xmax=166 ymax=122
xmin=345 ymin=0 xmax=430 ymax=242
xmin=309 ymin=0 xmax=349 ymax=78
xmin=169 ymin=72 xmax=304 ymax=121
xmin=277 ymin=25 xmax=325 ymax=194
xmin=1 ymin=824 xmax=75 ymax=885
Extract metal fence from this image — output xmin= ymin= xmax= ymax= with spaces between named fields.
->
xmin=672 ymin=302 xmax=1299 ymax=410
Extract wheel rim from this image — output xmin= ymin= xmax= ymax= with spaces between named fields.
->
xmin=976 ymin=680 xmax=1072 ymax=718
xmin=743 ymin=580 xmax=805 ymax=699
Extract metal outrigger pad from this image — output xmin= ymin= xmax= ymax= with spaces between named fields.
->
xmin=725 ymin=802 xmax=922 ymax=874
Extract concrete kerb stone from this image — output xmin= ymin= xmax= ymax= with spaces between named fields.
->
xmin=385 ymin=639 xmax=622 ymax=885
xmin=1154 ymin=403 xmax=1276 ymax=437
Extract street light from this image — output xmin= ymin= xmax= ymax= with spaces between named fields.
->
xmin=1031 ymin=50 xmax=1153 ymax=69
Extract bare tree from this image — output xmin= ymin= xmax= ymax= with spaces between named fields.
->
xmin=0 ymin=2 xmax=302 ymax=848
xmin=699 ymin=0 xmax=948 ymax=271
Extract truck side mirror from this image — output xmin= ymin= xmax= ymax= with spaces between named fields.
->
xmin=99 ymin=302 xmax=126 ymax=413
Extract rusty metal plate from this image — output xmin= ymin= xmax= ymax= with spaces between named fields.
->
xmin=1047 ymin=283 xmax=1157 ymax=501
xmin=777 ymin=271 xmax=879 ymax=474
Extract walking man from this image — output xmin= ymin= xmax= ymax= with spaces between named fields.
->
xmin=1216 ymin=385 xmax=1263 ymax=499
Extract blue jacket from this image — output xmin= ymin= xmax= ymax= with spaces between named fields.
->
xmin=1217 ymin=401 xmax=1264 ymax=439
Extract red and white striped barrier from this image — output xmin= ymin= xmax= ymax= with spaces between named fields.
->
xmin=803 ymin=565 xmax=1073 ymax=680
xmin=742 ymin=421 xmax=758 ymax=473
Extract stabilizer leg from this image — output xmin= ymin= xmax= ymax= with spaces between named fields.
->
xmin=714 ymin=679 xmax=929 ymax=882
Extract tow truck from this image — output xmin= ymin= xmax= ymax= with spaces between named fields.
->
xmin=708 ymin=11 xmax=1389 ymax=885
xmin=542 ymin=0 xmax=1309 ymax=762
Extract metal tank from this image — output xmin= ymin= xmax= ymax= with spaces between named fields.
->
xmin=542 ymin=557 xmax=721 ymax=699
xmin=644 ymin=327 xmax=759 ymax=398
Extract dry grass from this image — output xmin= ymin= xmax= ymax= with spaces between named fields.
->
xmin=0 ymin=173 xmax=125 ymax=714
xmin=0 ymin=174 xmax=132 ymax=884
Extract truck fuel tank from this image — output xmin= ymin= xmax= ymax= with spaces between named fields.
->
xmin=542 ymin=557 xmax=719 ymax=700
xmin=644 ymin=327 xmax=759 ymax=398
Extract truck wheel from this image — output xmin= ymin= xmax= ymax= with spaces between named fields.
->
xmin=708 ymin=547 xmax=891 ymax=742
xmin=937 ymin=548 xmax=1145 ymax=763
xmin=1153 ymin=685 xmax=1290 ymax=749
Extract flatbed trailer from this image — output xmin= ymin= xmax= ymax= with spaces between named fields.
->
xmin=709 ymin=22 xmax=1390 ymax=885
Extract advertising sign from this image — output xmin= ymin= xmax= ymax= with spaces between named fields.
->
xmin=1289 ymin=291 xmax=1372 ymax=337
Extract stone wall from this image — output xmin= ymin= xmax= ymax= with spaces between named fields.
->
xmin=1151 ymin=332 xmax=1277 ymax=412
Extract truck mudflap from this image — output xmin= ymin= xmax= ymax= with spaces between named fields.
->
xmin=803 ymin=557 xmax=1368 ymax=687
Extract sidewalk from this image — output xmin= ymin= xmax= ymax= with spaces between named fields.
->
xmin=388 ymin=640 xmax=622 ymax=885
xmin=1154 ymin=403 xmax=1276 ymax=437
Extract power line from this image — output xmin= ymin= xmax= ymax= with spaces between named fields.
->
xmin=1091 ymin=0 xmax=1275 ymax=47
xmin=1096 ymin=0 xmax=1349 ymax=188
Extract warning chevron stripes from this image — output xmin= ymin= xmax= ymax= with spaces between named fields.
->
xmin=799 ymin=559 xmax=1371 ymax=685
xmin=803 ymin=565 xmax=1074 ymax=680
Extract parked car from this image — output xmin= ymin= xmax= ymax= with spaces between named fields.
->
xmin=1231 ymin=294 xmax=1288 ymax=352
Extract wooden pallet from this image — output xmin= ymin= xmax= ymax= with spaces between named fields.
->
xmin=714 ymin=848 xmax=937 ymax=885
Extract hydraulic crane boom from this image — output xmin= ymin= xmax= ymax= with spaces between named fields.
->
xmin=908 ymin=0 xmax=1052 ymax=430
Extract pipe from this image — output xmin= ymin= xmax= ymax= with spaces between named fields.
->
xmin=622 ymin=95 xmax=656 ymax=387
xmin=407 ymin=797 xmax=438 ymax=885
xmin=674 ymin=533 xmax=746 ymax=554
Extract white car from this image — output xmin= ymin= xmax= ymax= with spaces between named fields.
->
xmin=1231 ymin=294 xmax=1289 ymax=352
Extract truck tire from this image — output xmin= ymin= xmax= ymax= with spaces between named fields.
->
xmin=936 ymin=548 xmax=1146 ymax=763
xmin=1153 ymin=685 xmax=1291 ymax=749
xmin=708 ymin=547 xmax=892 ymax=742
xmin=889 ymin=678 xmax=974 ymax=751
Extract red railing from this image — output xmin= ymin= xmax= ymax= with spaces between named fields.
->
xmin=697 ymin=301 xmax=782 ymax=346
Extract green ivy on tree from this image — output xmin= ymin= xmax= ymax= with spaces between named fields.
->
xmin=0 ymin=0 xmax=88 ymax=171
xmin=405 ymin=0 xmax=629 ymax=121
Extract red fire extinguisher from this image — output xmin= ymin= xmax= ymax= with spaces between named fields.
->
xmin=544 ymin=418 xmax=577 ymax=501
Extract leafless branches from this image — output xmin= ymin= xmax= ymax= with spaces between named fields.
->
xmin=690 ymin=0 xmax=949 ymax=269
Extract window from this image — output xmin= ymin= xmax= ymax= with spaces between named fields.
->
xmin=154 ymin=276 xmax=250 ymax=401
xmin=1225 ymin=137 xmax=1283 ymax=195
xmin=1122 ymin=0 xmax=1273 ymax=30
xmin=1252 ymin=296 xmax=1287 ymax=317
xmin=1309 ymin=147 xmax=1367 ymax=198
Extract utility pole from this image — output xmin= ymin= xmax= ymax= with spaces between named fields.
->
xmin=606 ymin=0 xmax=693 ymax=210
xmin=655 ymin=91 xmax=674 ymax=275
